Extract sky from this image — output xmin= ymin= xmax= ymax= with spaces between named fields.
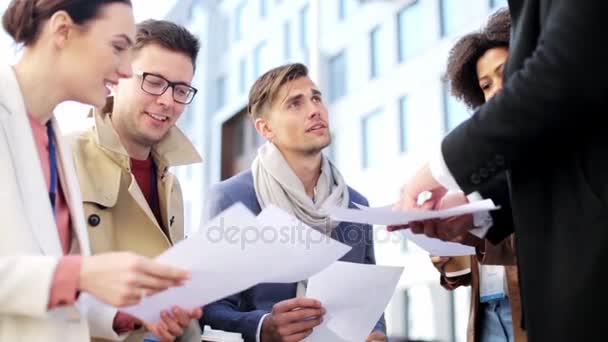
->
xmin=0 ymin=0 xmax=177 ymax=132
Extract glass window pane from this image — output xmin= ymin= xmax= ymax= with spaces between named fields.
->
xmin=443 ymin=83 xmax=471 ymax=132
xmin=260 ymin=0 xmax=267 ymax=17
xmin=328 ymin=50 xmax=347 ymax=102
xmin=338 ymin=0 xmax=346 ymax=20
xmin=490 ymin=0 xmax=509 ymax=8
xmin=362 ymin=109 xmax=392 ymax=168
xmin=397 ymin=1 xmax=425 ymax=62
xmin=440 ymin=0 xmax=472 ymax=37
xmin=239 ymin=57 xmax=247 ymax=94
xmin=283 ymin=21 xmax=291 ymax=59
xmin=299 ymin=4 xmax=309 ymax=49
xmin=234 ymin=2 xmax=245 ymax=41
xmin=253 ymin=41 xmax=268 ymax=79
xmin=370 ymin=26 xmax=380 ymax=79
xmin=399 ymin=96 xmax=408 ymax=152
xmin=213 ymin=76 xmax=226 ymax=112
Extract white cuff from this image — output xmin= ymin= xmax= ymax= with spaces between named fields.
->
xmin=256 ymin=313 xmax=270 ymax=342
xmin=466 ymin=192 xmax=493 ymax=238
xmin=78 ymin=294 xmax=129 ymax=341
xmin=429 ymin=145 xmax=461 ymax=191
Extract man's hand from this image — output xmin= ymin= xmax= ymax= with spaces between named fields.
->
xmin=79 ymin=252 xmax=190 ymax=307
xmin=433 ymin=192 xmax=476 ymax=242
xmin=388 ymin=163 xmax=447 ymax=232
xmin=144 ymin=306 xmax=202 ymax=342
xmin=397 ymin=191 xmax=478 ymax=243
xmin=430 ymin=256 xmax=452 ymax=274
xmin=366 ymin=331 xmax=387 ymax=342
xmin=261 ymin=297 xmax=325 ymax=342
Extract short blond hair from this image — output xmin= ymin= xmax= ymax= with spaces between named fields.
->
xmin=248 ymin=63 xmax=308 ymax=119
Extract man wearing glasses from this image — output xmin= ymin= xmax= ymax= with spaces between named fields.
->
xmin=70 ymin=20 xmax=202 ymax=342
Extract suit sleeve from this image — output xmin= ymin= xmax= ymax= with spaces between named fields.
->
xmin=477 ymin=173 xmax=515 ymax=245
xmin=200 ymin=186 xmax=269 ymax=341
xmin=442 ymin=0 xmax=608 ymax=194
xmin=0 ymin=122 xmax=63 ymax=317
xmin=0 ymin=256 xmax=60 ymax=317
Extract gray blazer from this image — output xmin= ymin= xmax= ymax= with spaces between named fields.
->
xmin=200 ymin=170 xmax=386 ymax=342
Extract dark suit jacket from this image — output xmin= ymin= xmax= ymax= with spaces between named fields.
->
xmin=200 ymin=170 xmax=386 ymax=342
xmin=442 ymin=0 xmax=608 ymax=340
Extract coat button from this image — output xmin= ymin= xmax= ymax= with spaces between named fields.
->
xmin=479 ymin=168 xmax=489 ymax=178
xmin=495 ymin=155 xmax=505 ymax=166
xmin=470 ymin=173 xmax=482 ymax=185
xmin=169 ymin=216 xmax=175 ymax=226
xmin=88 ymin=214 xmax=101 ymax=227
xmin=487 ymin=161 xmax=496 ymax=173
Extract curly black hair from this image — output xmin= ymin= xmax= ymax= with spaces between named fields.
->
xmin=444 ymin=8 xmax=511 ymax=109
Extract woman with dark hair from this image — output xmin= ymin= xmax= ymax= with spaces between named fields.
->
xmin=431 ymin=9 xmax=526 ymax=342
xmin=0 ymin=1 xmax=190 ymax=341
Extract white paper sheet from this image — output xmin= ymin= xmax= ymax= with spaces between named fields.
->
xmin=340 ymin=201 xmax=484 ymax=256
xmin=401 ymin=229 xmax=475 ymax=256
xmin=303 ymin=261 xmax=403 ymax=342
xmin=330 ymin=199 xmax=499 ymax=226
xmin=121 ymin=203 xmax=352 ymax=323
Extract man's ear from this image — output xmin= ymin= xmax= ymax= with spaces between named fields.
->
xmin=255 ymin=117 xmax=274 ymax=141
xmin=47 ymin=10 xmax=75 ymax=49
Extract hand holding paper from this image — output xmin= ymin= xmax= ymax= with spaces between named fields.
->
xmin=303 ymin=261 xmax=403 ymax=342
xmin=119 ymin=203 xmax=351 ymax=323
xmin=329 ymin=193 xmax=495 ymax=256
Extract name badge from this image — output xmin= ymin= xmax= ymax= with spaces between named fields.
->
xmin=479 ymin=265 xmax=507 ymax=303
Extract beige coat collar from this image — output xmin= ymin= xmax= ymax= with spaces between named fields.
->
xmin=91 ymin=101 xmax=202 ymax=169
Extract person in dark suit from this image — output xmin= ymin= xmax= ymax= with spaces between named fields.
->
xmin=392 ymin=1 xmax=608 ymax=341
xmin=200 ymin=63 xmax=386 ymax=342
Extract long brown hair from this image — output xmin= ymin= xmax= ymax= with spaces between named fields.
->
xmin=2 ymin=0 xmax=132 ymax=45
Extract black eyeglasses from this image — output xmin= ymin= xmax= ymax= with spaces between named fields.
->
xmin=134 ymin=70 xmax=198 ymax=104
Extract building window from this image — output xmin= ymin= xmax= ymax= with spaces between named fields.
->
xmin=403 ymin=289 xmax=410 ymax=335
xmin=299 ymin=4 xmax=309 ymax=50
xmin=239 ymin=57 xmax=247 ymax=94
xmin=443 ymin=83 xmax=470 ymax=132
xmin=439 ymin=0 xmax=471 ymax=37
xmin=260 ymin=0 xmax=267 ymax=17
xmin=234 ymin=2 xmax=245 ymax=42
xmin=397 ymin=0 xmax=425 ymax=62
xmin=220 ymin=16 xmax=230 ymax=52
xmin=328 ymin=50 xmax=347 ymax=102
xmin=283 ymin=21 xmax=291 ymax=59
xmin=490 ymin=0 xmax=508 ymax=8
xmin=369 ymin=26 xmax=381 ymax=79
xmin=338 ymin=0 xmax=346 ymax=20
xmin=362 ymin=109 xmax=391 ymax=168
xmin=213 ymin=76 xmax=226 ymax=112
xmin=398 ymin=96 xmax=409 ymax=153
xmin=253 ymin=41 xmax=267 ymax=79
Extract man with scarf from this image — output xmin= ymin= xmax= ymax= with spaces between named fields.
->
xmin=200 ymin=63 xmax=386 ymax=342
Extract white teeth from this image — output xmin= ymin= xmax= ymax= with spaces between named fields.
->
xmin=148 ymin=112 xmax=168 ymax=121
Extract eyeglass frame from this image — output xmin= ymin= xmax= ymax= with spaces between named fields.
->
xmin=133 ymin=70 xmax=198 ymax=104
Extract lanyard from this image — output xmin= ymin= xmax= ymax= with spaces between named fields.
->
xmin=47 ymin=122 xmax=58 ymax=214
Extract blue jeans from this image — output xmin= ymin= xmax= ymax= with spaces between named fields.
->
xmin=480 ymin=297 xmax=514 ymax=342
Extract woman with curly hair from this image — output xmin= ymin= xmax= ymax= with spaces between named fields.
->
xmin=431 ymin=8 xmax=527 ymax=342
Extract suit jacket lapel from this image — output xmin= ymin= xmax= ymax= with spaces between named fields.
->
xmin=0 ymin=86 xmax=62 ymax=255
xmin=52 ymin=118 xmax=90 ymax=256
